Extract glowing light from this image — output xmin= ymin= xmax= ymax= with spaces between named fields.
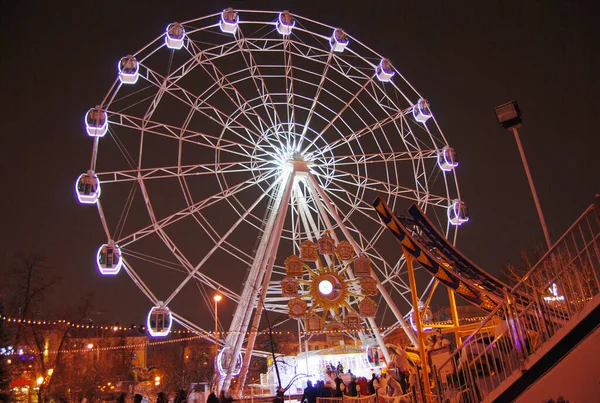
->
xmin=413 ymin=98 xmax=432 ymax=123
xmin=147 ymin=304 xmax=172 ymax=337
xmin=544 ymin=283 xmax=565 ymax=302
xmin=118 ymin=55 xmax=139 ymax=85
xmin=87 ymin=343 xmax=94 ymax=349
xmin=36 ymin=377 xmax=44 ymax=385
xmin=318 ymin=280 xmax=333 ymax=295
xmin=85 ymin=107 xmax=108 ymax=137
xmin=75 ymin=172 xmax=101 ymax=204
xmin=47 ymin=369 xmax=53 ymax=376
xmin=165 ymin=22 xmax=185 ymax=50
xmin=276 ymin=11 xmax=295 ymax=35
xmin=437 ymin=147 xmax=459 ymax=172
xmin=376 ymin=58 xmax=395 ymax=82
xmin=217 ymin=347 xmax=243 ymax=376
xmin=97 ymin=243 xmax=122 ymax=275
xmin=220 ymin=8 xmax=239 ymax=34
xmin=213 ymin=294 xmax=223 ymax=303
xmin=448 ymin=199 xmax=469 ymax=226
xmin=330 ymin=28 xmax=349 ymax=52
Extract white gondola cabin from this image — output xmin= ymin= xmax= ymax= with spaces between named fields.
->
xmin=448 ymin=199 xmax=470 ymax=226
xmin=413 ymin=98 xmax=432 ymax=123
xmin=437 ymin=146 xmax=459 ymax=172
xmin=118 ymin=55 xmax=139 ymax=84
xmin=376 ymin=59 xmax=394 ymax=82
xmin=85 ymin=106 xmax=108 ymax=137
xmin=165 ymin=22 xmax=185 ymax=50
xmin=220 ymin=8 xmax=239 ymax=34
xmin=147 ymin=303 xmax=172 ymax=337
xmin=75 ymin=171 xmax=100 ymax=204
xmin=97 ymin=243 xmax=122 ymax=275
xmin=276 ymin=11 xmax=295 ymax=35
xmin=330 ymin=28 xmax=349 ymax=52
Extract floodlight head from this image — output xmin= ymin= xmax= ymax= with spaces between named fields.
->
xmin=494 ymin=101 xmax=522 ymax=130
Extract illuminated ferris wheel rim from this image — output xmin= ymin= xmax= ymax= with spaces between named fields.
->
xmin=77 ymin=8 xmax=468 ymax=361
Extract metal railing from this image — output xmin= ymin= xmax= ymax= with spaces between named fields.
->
xmin=432 ymin=203 xmax=600 ymax=403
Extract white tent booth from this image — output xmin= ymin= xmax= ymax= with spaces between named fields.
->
xmin=266 ymin=346 xmax=386 ymax=394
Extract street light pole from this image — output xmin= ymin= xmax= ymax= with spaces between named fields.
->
xmin=494 ymin=101 xmax=552 ymax=250
xmin=214 ymin=294 xmax=222 ymax=395
xmin=510 ymin=126 xmax=552 ymax=249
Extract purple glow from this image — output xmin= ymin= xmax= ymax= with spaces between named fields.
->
xmin=75 ymin=172 xmax=101 ymax=204
xmin=375 ymin=59 xmax=395 ymax=82
xmin=276 ymin=11 xmax=295 ymax=35
xmin=448 ymin=200 xmax=469 ymax=226
xmin=217 ymin=347 xmax=243 ymax=376
xmin=165 ymin=22 xmax=185 ymax=50
xmin=118 ymin=55 xmax=139 ymax=84
xmin=146 ymin=304 xmax=172 ymax=337
xmin=97 ymin=243 xmax=122 ymax=275
xmin=330 ymin=28 xmax=349 ymax=52
xmin=437 ymin=146 xmax=459 ymax=172
xmin=220 ymin=8 xmax=239 ymax=34
xmin=413 ymin=98 xmax=432 ymax=123
xmin=85 ymin=107 xmax=108 ymax=137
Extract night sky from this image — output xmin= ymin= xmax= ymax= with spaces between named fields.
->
xmin=1 ymin=1 xmax=598 ymax=330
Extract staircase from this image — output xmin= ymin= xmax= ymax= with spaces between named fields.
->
xmin=432 ymin=203 xmax=600 ymax=403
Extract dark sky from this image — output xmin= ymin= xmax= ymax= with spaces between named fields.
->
xmin=1 ymin=1 xmax=598 ymax=330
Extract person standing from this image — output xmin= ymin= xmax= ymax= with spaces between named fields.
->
xmin=157 ymin=392 xmax=168 ymax=403
xmin=207 ymin=391 xmax=219 ymax=403
xmin=301 ymin=381 xmax=318 ymax=403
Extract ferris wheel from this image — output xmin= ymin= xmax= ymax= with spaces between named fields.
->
xmin=77 ymin=8 xmax=466 ymax=391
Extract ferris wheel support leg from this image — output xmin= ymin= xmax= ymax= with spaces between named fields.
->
xmin=305 ymin=174 xmax=419 ymax=349
xmin=222 ymin=171 xmax=295 ymax=394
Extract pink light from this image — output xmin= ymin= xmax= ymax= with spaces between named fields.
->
xmin=413 ymin=98 xmax=432 ymax=123
xmin=75 ymin=172 xmax=101 ymax=204
xmin=330 ymin=28 xmax=349 ymax=52
xmin=376 ymin=59 xmax=395 ymax=82
xmin=165 ymin=23 xmax=185 ymax=50
xmin=448 ymin=200 xmax=469 ymax=226
xmin=437 ymin=147 xmax=459 ymax=172
xmin=276 ymin=11 xmax=295 ymax=35
xmin=97 ymin=243 xmax=122 ymax=275
xmin=118 ymin=56 xmax=139 ymax=85
xmin=220 ymin=8 xmax=239 ymax=34
xmin=85 ymin=107 xmax=108 ymax=137
xmin=146 ymin=304 xmax=172 ymax=337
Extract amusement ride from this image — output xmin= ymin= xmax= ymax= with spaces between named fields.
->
xmin=77 ymin=8 xmax=470 ymax=394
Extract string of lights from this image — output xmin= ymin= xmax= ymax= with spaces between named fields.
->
xmin=1 ymin=315 xmax=488 ymax=337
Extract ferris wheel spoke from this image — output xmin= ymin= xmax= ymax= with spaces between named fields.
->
xmin=185 ymin=40 xmax=277 ymax=136
xmin=283 ymin=37 xmax=297 ymax=142
xmin=107 ymin=111 xmax=259 ymax=160
xmin=316 ymin=167 xmax=450 ymax=206
xmin=315 ymin=108 xmax=412 ymax=158
xmin=121 ymin=259 xmax=160 ymax=304
xmin=116 ymin=170 xmax=277 ymax=248
xmin=301 ymin=75 xmax=375 ymax=155
xmin=136 ymin=63 xmax=269 ymax=147
xmin=316 ymin=150 xmax=438 ymax=167
xmin=234 ymin=30 xmax=285 ymax=130
xmin=95 ymin=160 xmax=273 ymax=184
xmin=297 ymin=51 xmax=334 ymax=151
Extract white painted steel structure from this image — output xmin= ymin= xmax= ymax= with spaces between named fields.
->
xmin=78 ymin=9 xmax=464 ymax=393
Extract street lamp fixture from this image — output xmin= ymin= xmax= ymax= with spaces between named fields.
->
xmin=494 ymin=100 xmax=522 ymax=130
xmin=494 ymin=100 xmax=552 ymax=249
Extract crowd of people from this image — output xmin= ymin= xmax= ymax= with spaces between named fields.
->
xmin=300 ymin=370 xmax=410 ymax=403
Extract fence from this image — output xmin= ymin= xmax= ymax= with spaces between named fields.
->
xmin=432 ymin=203 xmax=600 ymax=403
